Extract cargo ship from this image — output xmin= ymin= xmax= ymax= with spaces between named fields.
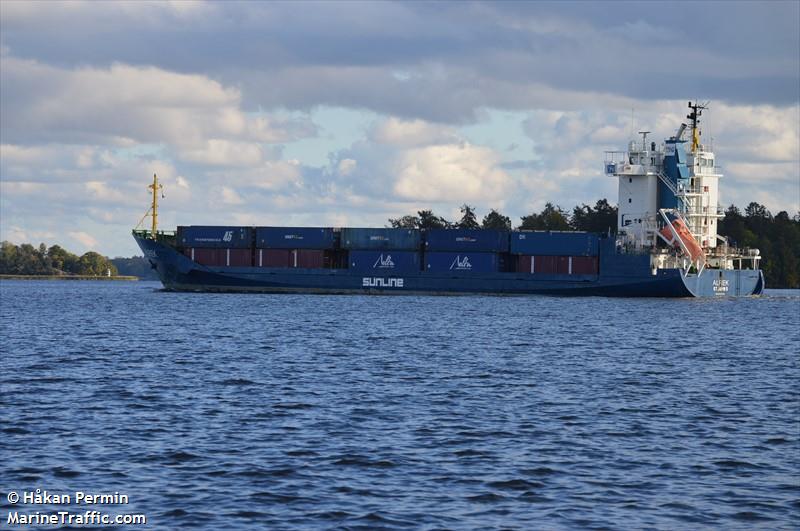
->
xmin=133 ymin=103 xmax=764 ymax=297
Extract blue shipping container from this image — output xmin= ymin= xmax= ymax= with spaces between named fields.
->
xmin=341 ymin=228 xmax=420 ymax=250
xmin=349 ymin=250 xmax=420 ymax=273
xmin=510 ymin=231 xmax=598 ymax=256
xmin=425 ymin=252 xmax=500 ymax=273
xmin=177 ymin=226 xmax=252 ymax=249
xmin=256 ymin=227 xmax=335 ymax=249
xmin=424 ymin=229 xmax=509 ymax=252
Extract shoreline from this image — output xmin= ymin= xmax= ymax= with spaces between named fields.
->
xmin=0 ymin=275 xmax=139 ymax=281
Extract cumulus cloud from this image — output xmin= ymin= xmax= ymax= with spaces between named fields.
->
xmin=1 ymin=2 xmax=797 ymax=256
xmin=1 ymin=57 xmax=316 ymax=156
xmin=67 ymin=231 xmax=99 ymax=249
xmin=3 ymin=2 xmax=797 ymax=126
xmin=218 ymin=186 xmax=245 ymax=205
xmin=393 ymin=143 xmax=511 ymax=201
xmin=337 ymin=158 xmax=357 ymax=176
xmin=371 ymin=117 xmax=459 ymax=147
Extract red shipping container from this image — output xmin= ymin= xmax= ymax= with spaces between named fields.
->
xmin=259 ymin=249 xmax=292 ymax=268
xmin=517 ymin=255 xmax=533 ymax=273
xmin=228 ymin=248 xmax=252 ymax=267
xmin=190 ymin=248 xmax=226 ymax=266
xmin=534 ymin=255 xmax=558 ymax=274
xmin=556 ymin=256 xmax=570 ymax=274
xmin=295 ymin=249 xmax=324 ymax=268
xmin=571 ymin=256 xmax=598 ymax=275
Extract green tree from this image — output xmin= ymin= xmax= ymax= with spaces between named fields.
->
xmin=745 ymin=202 xmax=771 ymax=219
xmin=456 ymin=204 xmax=480 ymax=229
xmin=417 ymin=210 xmax=450 ymax=230
xmin=482 ymin=209 xmax=512 ymax=230
xmin=519 ymin=203 xmax=571 ymax=230
xmin=17 ymin=243 xmax=48 ymax=274
xmin=571 ymin=199 xmax=618 ymax=233
xmin=77 ymin=252 xmax=118 ymax=276
xmin=388 ymin=210 xmax=450 ymax=229
xmin=387 ymin=215 xmax=420 ymax=229
xmin=47 ymin=245 xmax=79 ymax=274
xmin=0 ymin=241 xmax=20 ymax=273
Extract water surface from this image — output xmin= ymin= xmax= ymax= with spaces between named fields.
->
xmin=1 ymin=281 xmax=798 ymax=529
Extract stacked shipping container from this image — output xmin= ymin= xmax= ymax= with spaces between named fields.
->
xmin=342 ymin=228 xmax=422 ymax=274
xmin=341 ymin=228 xmax=420 ymax=250
xmin=256 ymin=227 xmax=335 ymax=249
xmin=424 ymin=229 xmax=508 ymax=273
xmin=177 ymin=226 xmax=253 ymax=248
xmin=257 ymin=249 xmax=326 ymax=268
xmin=178 ymin=226 xmax=253 ymax=267
xmin=177 ymin=224 xmax=601 ymax=275
xmin=424 ymin=229 xmax=509 ymax=253
xmin=349 ymin=250 xmax=420 ymax=274
xmin=255 ymin=227 xmax=333 ymax=269
xmin=516 ymin=255 xmax=598 ymax=275
xmin=511 ymin=231 xmax=599 ymax=276
xmin=510 ymin=231 xmax=598 ymax=256
xmin=182 ymin=248 xmax=252 ymax=267
xmin=426 ymin=252 xmax=503 ymax=273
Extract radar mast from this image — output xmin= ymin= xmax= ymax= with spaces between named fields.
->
xmin=687 ymin=101 xmax=709 ymax=153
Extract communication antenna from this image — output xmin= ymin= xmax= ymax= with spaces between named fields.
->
xmin=687 ymin=100 xmax=710 ymax=152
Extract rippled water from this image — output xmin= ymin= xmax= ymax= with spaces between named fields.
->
xmin=1 ymin=280 xmax=798 ymax=529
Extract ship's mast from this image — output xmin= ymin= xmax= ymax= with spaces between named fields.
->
xmin=148 ymin=173 xmax=163 ymax=239
xmin=687 ymin=101 xmax=707 ymax=153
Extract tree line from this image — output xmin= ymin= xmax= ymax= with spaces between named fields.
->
xmin=389 ymin=199 xmax=799 ymax=288
xmin=0 ymin=242 xmax=119 ymax=276
xmin=389 ymin=199 xmax=619 ymax=233
xmin=719 ymin=203 xmax=800 ymax=289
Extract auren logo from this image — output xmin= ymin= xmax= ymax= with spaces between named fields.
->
xmin=372 ymin=254 xmax=395 ymax=269
xmin=362 ymin=277 xmax=404 ymax=288
xmin=449 ymin=256 xmax=472 ymax=271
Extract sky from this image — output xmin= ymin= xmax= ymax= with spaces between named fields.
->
xmin=1 ymin=0 xmax=798 ymax=257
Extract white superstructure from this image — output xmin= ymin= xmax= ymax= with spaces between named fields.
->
xmin=605 ymin=132 xmax=663 ymax=251
xmin=603 ymin=102 xmax=759 ymax=273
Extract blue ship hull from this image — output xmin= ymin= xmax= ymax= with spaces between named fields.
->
xmin=134 ymin=234 xmax=764 ymax=298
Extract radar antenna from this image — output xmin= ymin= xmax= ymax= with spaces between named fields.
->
xmin=687 ymin=100 xmax=710 ymax=152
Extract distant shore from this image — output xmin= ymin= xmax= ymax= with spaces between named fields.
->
xmin=0 ymin=274 xmax=139 ymax=281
